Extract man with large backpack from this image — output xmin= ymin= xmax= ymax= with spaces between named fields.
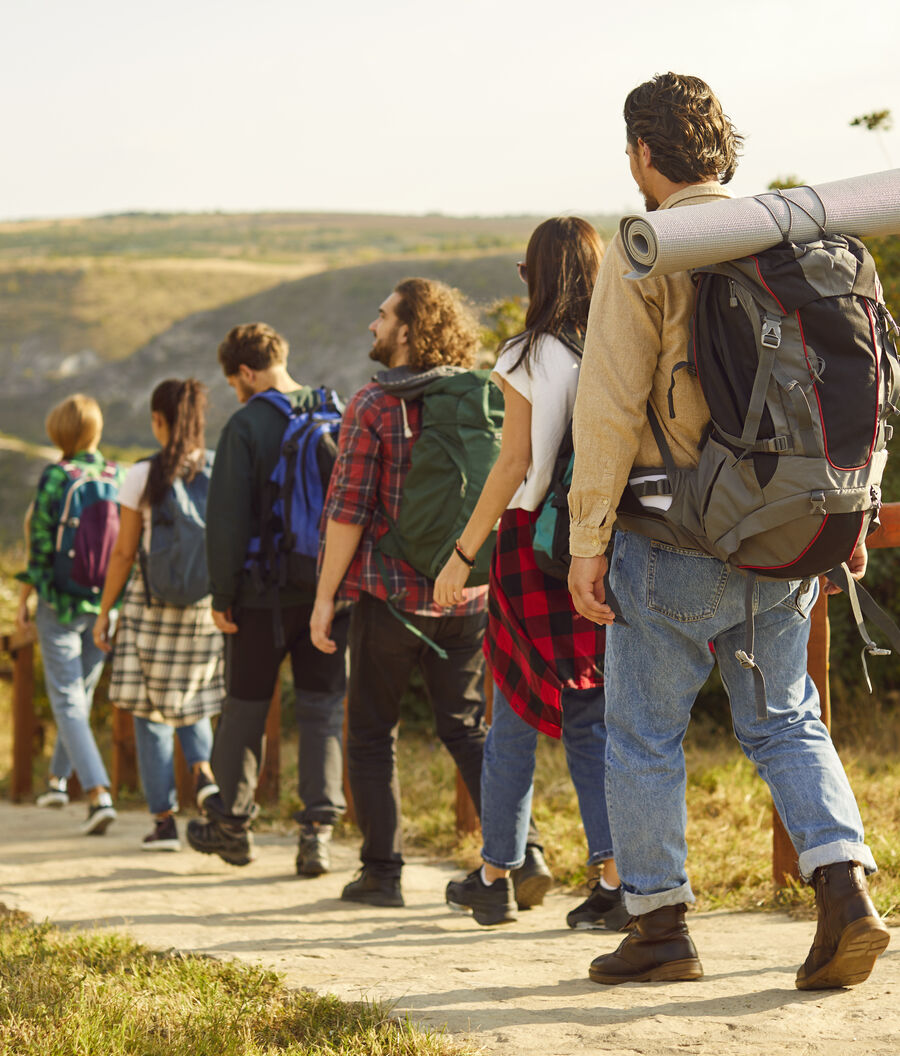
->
xmin=310 ymin=278 xmax=493 ymax=908
xmin=186 ymin=323 xmax=349 ymax=875
xmin=568 ymin=73 xmax=890 ymax=989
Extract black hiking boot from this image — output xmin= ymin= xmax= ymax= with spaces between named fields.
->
xmin=446 ymin=868 xmax=517 ymax=926
xmin=341 ymin=867 xmax=404 ymax=907
xmin=186 ymin=816 xmax=254 ymax=866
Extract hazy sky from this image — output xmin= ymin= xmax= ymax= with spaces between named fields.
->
xmin=6 ymin=0 xmax=900 ymax=221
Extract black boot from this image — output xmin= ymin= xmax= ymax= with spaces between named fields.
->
xmin=511 ymin=845 xmax=553 ymax=909
xmin=589 ymin=903 xmax=703 ymax=984
xmin=795 ymin=860 xmax=890 ymax=990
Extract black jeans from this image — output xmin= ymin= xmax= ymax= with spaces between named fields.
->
xmin=347 ymin=592 xmax=487 ymax=876
xmin=212 ymin=603 xmax=349 ymax=823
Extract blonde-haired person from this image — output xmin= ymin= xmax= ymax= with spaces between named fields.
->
xmin=16 ymin=394 xmax=124 ymax=834
xmin=94 ymin=379 xmax=222 ymax=852
xmin=436 ymin=218 xmax=626 ymax=929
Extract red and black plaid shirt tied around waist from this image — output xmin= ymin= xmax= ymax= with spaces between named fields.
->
xmin=487 ymin=508 xmax=605 ymax=739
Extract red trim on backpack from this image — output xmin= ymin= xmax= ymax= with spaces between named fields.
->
xmin=739 ymin=514 xmax=831 ymax=572
xmin=752 ymin=257 xmax=788 ymax=314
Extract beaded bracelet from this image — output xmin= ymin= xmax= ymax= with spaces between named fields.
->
xmin=454 ymin=540 xmax=476 ymax=568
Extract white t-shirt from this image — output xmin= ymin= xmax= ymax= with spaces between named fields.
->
xmin=491 ymin=333 xmax=582 ymax=511
xmin=117 ymin=460 xmax=153 ymax=549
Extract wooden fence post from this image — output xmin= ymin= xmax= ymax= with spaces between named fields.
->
xmin=5 ymin=627 xmax=37 ymax=802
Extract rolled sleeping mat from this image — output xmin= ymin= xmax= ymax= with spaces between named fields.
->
xmin=619 ymin=167 xmax=900 ymax=279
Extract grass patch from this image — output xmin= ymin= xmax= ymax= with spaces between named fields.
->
xmin=0 ymin=907 xmax=475 ymax=1056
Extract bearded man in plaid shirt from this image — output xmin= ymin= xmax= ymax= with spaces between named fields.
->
xmin=310 ymin=278 xmax=491 ymax=908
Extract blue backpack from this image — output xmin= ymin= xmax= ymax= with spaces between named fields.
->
xmin=52 ymin=460 xmax=121 ymax=599
xmin=244 ymin=387 xmax=343 ymax=600
xmin=139 ymin=453 xmax=214 ymax=607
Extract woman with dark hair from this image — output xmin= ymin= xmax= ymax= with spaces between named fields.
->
xmin=94 ymin=379 xmax=223 ymax=851
xmin=435 ymin=217 xmax=626 ymax=930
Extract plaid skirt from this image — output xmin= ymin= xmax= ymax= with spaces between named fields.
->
xmin=109 ymin=575 xmax=224 ymax=725
xmin=487 ymin=508 xmax=605 ymax=739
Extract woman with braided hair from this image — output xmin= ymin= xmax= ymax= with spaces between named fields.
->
xmin=94 ymin=378 xmax=223 ymax=850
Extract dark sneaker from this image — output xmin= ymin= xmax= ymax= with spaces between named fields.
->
xmin=186 ymin=817 xmax=254 ymax=866
xmin=296 ymin=824 xmax=332 ymax=877
xmin=81 ymin=803 xmax=117 ymax=836
xmin=511 ymin=845 xmax=553 ymax=909
xmin=142 ymin=815 xmax=181 ymax=852
xmin=567 ymin=879 xmax=632 ymax=931
xmin=341 ymin=868 xmax=404 ymax=907
xmin=194 ymin=773 xmax=220 ymax=811
xmin=446 ymin=868 xmax=517 ymax=926
xmin=36 ymin=780 xmax=69 ymax=808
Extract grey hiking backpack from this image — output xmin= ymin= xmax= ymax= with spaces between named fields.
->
xmin=626 ymin=235 xmax=900 ymax=715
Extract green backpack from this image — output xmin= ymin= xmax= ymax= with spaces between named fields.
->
xmin=374 ymin=366 xmax=504 ymax=588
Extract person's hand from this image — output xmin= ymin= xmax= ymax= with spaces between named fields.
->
xmin=568 ymin=554 xmax=615 ymax=625
xmin=310 ymin=597 xmax=337 ymax=653
xmin=212 ymin=607 xmax=239 ymax=634
xmin=823 ymin=541 xmax=869 ymax=596
xmin=15 ymin=594 xmax=32 ymax=634
xmin=434 ymin=552 xmax=471 ymax=608
xmin=92 ymin=612 xmax=113 ymax=653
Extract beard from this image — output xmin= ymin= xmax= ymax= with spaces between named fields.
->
xmin=642 ymin=191 xmax=660 ymax=212
xmin=233 ymin=376 xmax=255 ymax=403
xmin=369 ymin=328 xmax=399 ymax=366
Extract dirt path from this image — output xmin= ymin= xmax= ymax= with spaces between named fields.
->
xmin=2 ymin=801 xmax=898 ymax=1056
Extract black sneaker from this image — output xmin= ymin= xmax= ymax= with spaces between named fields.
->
xmin=81 ymin=802 xmax=117 ymax=836
xmin=511 ymin=845 xmax=553 ymax=910
xmin=566 ymin=879 xmax=632 ymax=931
xmin=296 ymin=824 xmax=332 ymax=877
xmin=341 ymin=868 xmax=404 ymax=907
xmin=194 ymin=773 xmax=220 ymax=811
xmin=186 ymin=817 xmax=254 ymax=866
xmin=446 ymin=868 xmax=517 ymax=926
xmin=142 ymin=815 xmax=181 ymax=852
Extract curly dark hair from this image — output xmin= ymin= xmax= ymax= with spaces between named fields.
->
xmin=624 ymin=72 xmax=743 ymax=185
xmin=393 ymin=278 xmax=480 ymax=370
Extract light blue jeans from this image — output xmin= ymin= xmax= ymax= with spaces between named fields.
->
xmin=605 ymin=531 xmax=876 ymax=916
xmin=481 ymin=682 xmax=613 ymax=870
xmin=133 ymin=715 xmax=214 ymax=815
xmin=35 ymin=599 xmax=110 ymax=791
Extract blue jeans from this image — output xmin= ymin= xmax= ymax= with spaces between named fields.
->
xmin=35 ymin=600 xmax=110 ymax=790
xmin=481 ymin=682 xmax=613 ymax=870
xmin=133 ymin=715 xmax=214 ymax=815
xmin=605 ymin=531 xmax=875 ymax=915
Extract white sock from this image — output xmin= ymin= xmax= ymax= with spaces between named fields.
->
xmin=480 ymin=866 xmax=492 ymax=887
xmin=599 ymin=876 xmax=619 ymax=891
xmin=95 ymin=791 xmax=113 ymax=808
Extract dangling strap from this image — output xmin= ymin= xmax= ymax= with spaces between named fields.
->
xmin=733 ymin=571 xmax=768 ymax=721
xmin=373 ymin=550 xmax=448 ymax=660
xmin=825 ymin=563 xmax=898 ymax=693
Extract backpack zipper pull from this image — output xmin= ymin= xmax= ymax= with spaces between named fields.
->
xmin=728 ymin=280 xmax=738 ymax=308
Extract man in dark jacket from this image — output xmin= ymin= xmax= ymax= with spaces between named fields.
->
xmin=186 ymin=322 xmax=348 ymax=875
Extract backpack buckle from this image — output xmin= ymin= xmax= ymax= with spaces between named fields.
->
xmin=734 ymin=648 xmax=756 ymax=670
xmin=761 ymin=315 xmax=782 ymax=349
xmin=810 ymin=491 xmax=826 ymax=516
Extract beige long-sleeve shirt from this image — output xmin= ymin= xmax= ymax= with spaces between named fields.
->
xmin=569 ymin=182 xmax=732 ymax=558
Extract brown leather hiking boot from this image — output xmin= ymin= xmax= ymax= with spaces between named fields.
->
xmin=588 ymin=903 xmax=703 ymax=984
xmin=795 ymin=860 xmax=890 ymax=990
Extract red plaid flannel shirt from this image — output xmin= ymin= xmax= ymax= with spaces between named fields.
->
xmin=322 ymin=381 xmax=487 ymax=617
xmin=488 ymin=508 xmax=605 ymax=738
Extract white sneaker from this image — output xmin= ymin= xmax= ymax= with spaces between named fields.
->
xmin=37 ymin=784 xmax=70 ymax=808
xmin=82 ymin=803 xmax=117 ymax=835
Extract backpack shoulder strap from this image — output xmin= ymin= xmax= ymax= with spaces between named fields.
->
xmin=248 ymin=389 xmax=294 ymax=418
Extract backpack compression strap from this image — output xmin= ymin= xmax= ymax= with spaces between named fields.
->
xmin=825 ymin=563 xmax=900 ymax=693
xmin=372 ymin=550 xmax=448 ymax=660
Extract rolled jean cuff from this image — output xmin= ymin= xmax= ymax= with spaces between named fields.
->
xmin=587 ymin=849 xmax=614 ymax=867
xmin=798 ymin=841 xmax=877 ymax=881
xmin=481 ymin=850 xmax=526 ymax=872
xmin=623 ymin=880 xmax=694 ymax=917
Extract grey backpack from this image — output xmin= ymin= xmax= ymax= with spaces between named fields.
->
xmin=625 ymin=235 xmax=900 ymax=714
